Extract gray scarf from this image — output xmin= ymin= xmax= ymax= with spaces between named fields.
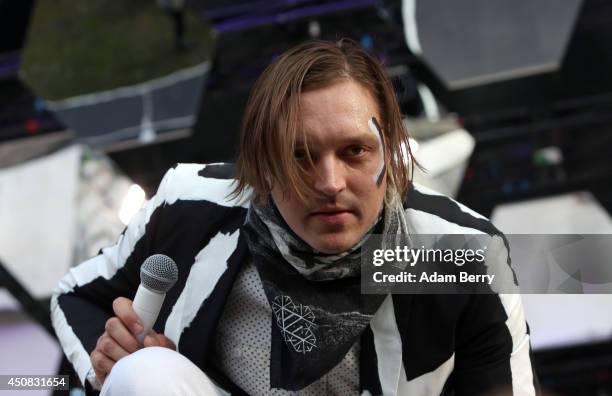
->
xmin=250 ymin=188 xmax=409 ymax=280
xmin=243 ymin=187 xmax=409 ymax=391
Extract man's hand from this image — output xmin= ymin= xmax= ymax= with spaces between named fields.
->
xmin=90 ymin=297 xmax=176 ymax=384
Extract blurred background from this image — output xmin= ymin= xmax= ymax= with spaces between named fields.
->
xmin=1 ymin=0 xmax=611 ymax=394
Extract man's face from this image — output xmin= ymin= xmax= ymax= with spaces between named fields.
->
xmin=271 ymin=80 xmax=387 ymax=254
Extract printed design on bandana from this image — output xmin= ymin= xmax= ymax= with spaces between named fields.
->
xmin=272 ymin=295 xmax=317 ymax=354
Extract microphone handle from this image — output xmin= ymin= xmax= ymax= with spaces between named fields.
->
xmin=132 ymin=285 xmax=166 ymax=344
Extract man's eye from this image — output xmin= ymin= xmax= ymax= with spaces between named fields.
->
xmin=294 ymin=149 xmax=306 ymax=160
xmin=346 ymin=146 xmax=366 ymax=156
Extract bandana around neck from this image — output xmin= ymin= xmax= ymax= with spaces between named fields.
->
xmin=242 ymin=188 xmax=410 ymax=391
xmin=250 ymin=196 xmax=381 ymax=281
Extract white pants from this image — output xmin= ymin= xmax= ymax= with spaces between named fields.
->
xmin=101 ymin=347 xmax=229 ymax=396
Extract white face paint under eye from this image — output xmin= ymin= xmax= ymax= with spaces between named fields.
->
xmin=368 ymin=117 xmax=386 ymax=186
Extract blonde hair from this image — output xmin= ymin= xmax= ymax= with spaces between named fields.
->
xmin=231 ymin=38 xmax=415 ymax=204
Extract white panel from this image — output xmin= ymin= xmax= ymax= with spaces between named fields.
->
xmin=0 ymin=145 xmax=80 ymax=298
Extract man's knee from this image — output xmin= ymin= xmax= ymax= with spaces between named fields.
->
xmin=101 ymin=347 xmax=215 ymax=395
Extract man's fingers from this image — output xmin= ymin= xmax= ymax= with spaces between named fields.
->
xmin=105 ymin=317 xmax=140 ymax=353
xmin=97 ymin=333 xmax=131 ymax=362
xmin=112 ymin=297 xmax=143 ymax=336
xmin=91 ymin=350 xmax=114 ymax=382
xmin=143 ymin=334 xmax=160 ymax=347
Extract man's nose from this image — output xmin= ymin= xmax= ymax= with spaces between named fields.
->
xmin=313 ymin=156 xmax=347 ymax=197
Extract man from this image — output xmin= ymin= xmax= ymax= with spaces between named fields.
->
xmin=51 ymin=39 xmax=538 ymax=395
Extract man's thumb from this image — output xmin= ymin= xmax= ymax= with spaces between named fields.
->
xmin=144 ymin=332 xmax=176 ymax=350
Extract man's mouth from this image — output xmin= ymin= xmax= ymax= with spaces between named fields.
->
xmin=309 ymin=208 xmax=353 ymax=224
xmin=310 ymin=206 xmax=351 ymax=215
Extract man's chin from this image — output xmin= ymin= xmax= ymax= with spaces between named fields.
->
xmin=308 ymin=234 xmax=358 ymax=254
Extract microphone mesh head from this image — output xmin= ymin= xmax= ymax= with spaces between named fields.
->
xmin=140 ymin=254 xmax=178 ymax=293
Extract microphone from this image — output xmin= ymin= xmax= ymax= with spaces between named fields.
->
xmin=132 ymin=254 xmax=179 ymax=343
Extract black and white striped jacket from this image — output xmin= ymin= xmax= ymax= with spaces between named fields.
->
xmin=51 ymin=163 xmax=538 ymax=395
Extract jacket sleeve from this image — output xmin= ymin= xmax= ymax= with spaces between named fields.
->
xmin=451 ymin=235 xmax=540 ymax=396
xmin=50 ymin=167 xmax=175 ymax=389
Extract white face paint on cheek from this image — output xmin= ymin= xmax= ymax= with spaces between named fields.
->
xmin=368 ymin=117 xmax=386 ymax=186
